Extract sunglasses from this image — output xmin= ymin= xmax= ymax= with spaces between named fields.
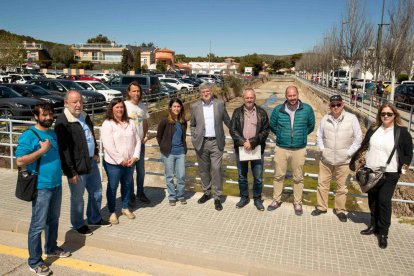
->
xmin=380 ymin=112 xmax=394 ymax=117
xmin=330 ymin=103 xmax=342 ymax=108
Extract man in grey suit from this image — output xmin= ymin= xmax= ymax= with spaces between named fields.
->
xmin=190 ymin=83 xmax=231 ymax=210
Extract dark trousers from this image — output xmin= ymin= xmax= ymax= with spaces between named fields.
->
xmin=367 ymin=172 xmax=399 ymax=236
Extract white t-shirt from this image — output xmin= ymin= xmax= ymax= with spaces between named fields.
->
xmin=124 ymin=100 xmax=149 ymax=140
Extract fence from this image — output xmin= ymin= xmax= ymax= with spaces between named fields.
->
xmin=1 ymin=117 xmax=413 ymax=205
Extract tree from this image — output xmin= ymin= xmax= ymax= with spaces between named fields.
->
xmin=133 ymin=48 xmax=141 ymax=73
xmin=121 ymin=49 xmax=134 ymax=74
xmin=238 ymin=53 xmax=263 ymax=75
xmin=140 ymin=42 xmax=156 ymax=48
xmin=272 ymin=59 xmax=290 ymax=71
xmin=0 ymin=33 xmax=25 ymax=70
xmin=382 ymin=0 xmax=414 ymax=98
xmin=156 ymin=61 xmax=167 ymax=73
xmin=87 ymin=34 xmax=111 ymax=44
xmin=50 ymin=45 xmax=74 ymax=68
xmin=141 ymin=64 xmax=148 ymax=73
xmin=341 ymin=0 xmax=374 ymax=93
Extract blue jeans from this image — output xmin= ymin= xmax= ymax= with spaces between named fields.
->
xmin=235 ymin=150 xmax=264 ymax=199
xmin=68 ymin=159 xmax=102 ymax=229
xmin=104 ymin=161 xmax=134 ymax=213
xmin=161 ymin=153 xmax=186 ymax=201
xmin=133 ymin=144 xmax=146 ymax=196
xmin=28 ymin=185 xmax=62 ymax=268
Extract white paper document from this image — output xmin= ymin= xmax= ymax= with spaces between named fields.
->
xmin=238 ymin=145 xmax=261 ymax=161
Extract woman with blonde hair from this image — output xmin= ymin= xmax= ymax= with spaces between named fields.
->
xmin=351 ymin=103 xmax=412 ymax=249
xmin=156 ymin=98 xmax=188 ymax=206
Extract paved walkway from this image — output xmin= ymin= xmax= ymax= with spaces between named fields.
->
xmin=1 ymin=168 xmax=413 ymax=276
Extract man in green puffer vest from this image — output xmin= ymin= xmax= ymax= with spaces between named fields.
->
xmin=268 ymin=86 xmax=315 ymax=215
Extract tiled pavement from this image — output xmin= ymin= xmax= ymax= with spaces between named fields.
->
xmin=1 ymin=168 xmax=413 ymax=275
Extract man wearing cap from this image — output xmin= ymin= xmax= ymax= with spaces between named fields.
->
xmin=268 ymin=86 xmax=315 ymax=215
xmin=311 ymin=95 xmax=362 ymax=222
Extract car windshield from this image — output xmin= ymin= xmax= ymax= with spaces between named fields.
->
xmin=91 ymin=82 xmax=109 ymax=90
xmin=23 ymin=76 xmax=33 ymax=80
xmin=0 ymin=86 xmax=22 ymax=98
xmin=59 ymin=80 xmax=84 ymax=90
xmin=29 ymin=86 xmax=51 ymax=96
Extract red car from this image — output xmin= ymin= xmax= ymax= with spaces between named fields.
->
xmin=76 ymin=75 xmax=102 ymax=81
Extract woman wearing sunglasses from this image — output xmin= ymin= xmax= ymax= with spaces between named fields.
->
xmin=351 ymin=103 xmax=412 ymax=249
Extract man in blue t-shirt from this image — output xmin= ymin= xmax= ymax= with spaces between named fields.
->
xmin=16 ymin=102 xmax=71 ymax=276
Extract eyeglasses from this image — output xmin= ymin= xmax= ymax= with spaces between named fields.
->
xmin=330 ymin=103 xmax=342 ymax=108
xmin=380 ymin=112 xmax=394 ymax=117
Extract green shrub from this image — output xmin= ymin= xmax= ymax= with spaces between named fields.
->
xmin=398 ymin=73 xmax=409 ymax=83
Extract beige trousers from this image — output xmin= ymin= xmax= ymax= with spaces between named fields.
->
xmin=316 ymin=160 xmax=350 ymax=213
xmin=272 ymin=146 xmax=306 ymax=204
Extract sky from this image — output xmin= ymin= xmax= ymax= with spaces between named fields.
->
xmin=2 ymin=0 xmax=387 ymax=57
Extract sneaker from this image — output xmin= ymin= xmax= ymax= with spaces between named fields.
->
xmin=169 ymin=200 xmax=176 ymax=206
xmin=89 ymin=219 xmax=111 ymax=227
xmin=138 ymin=193 xmax=151 ymax=204
xmin=179 ymin=199 xmax=187 ymax=205
xmin=75 ymin=225 xmax=93 ymax=236
xmin=45 ymin=247 xmax=71 ymax=258
xmin=29 ymin=263 xmax=51 ymax=276
xmin=122 ymin=208 xmax=136 ymax=219
xmin=311 ymin=208 xmax=327 ymax=216
xmin=109 ymin=213 xmax=119 ymax=225
xmin=267 ymin=200 xmax=282 ymax=211
xmin=293 ymin=203 xmax=303 ymax=216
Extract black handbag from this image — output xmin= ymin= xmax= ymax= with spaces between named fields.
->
xmin=356 ymin=127 xmax=400 ymax=193
xmin=15 ymin=129 xmax=42 ymax=202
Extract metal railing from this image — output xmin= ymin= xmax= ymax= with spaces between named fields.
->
xmin=1 ymin=118 xmax=413 ymax=204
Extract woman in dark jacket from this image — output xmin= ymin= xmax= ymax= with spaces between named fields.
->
xmin=156 ymin=98 xmax=187 ymax=206
xmin=350 ymin=103 xmax=412 ymax=249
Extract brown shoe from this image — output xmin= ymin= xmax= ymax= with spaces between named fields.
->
xmin=293 ymin=203 xmax=303 ymax=216
xmin=267 ymin=200 xmax=282 ymax=211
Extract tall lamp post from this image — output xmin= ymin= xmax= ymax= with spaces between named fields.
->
xmin=374 ymin=0 xmax=388 ymax=84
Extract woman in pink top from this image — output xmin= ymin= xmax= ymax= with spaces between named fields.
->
xmin=101 ymin=98 xmax=141 ymax=225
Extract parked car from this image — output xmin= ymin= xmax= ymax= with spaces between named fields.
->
xmin=394 ymin=84 xmax=414 ymax=109
xmin=159 ymin=77 xmax=193 ymax=93
xmin=91 ymin=73 xmax=112 ymax=82
xmin=77 ymin=75 xmax=101 ymax=81
xmin=75 ymin=80 xmax=123 ymax=102
xmin=0 ymin=85 xmax=40 ymax=119
xmin=29 ymin=79 xmax=106 ymax=112
xmin=107 ymin=75 xmax=161 ymax=99
xmin=2 ymin=84 xmax=64 ymax=110
xmin=181 ymin=78 xmax=200 ymax=88
xmin=8 ymin=74 xmax=34 ymax=84
xmin=161 ymin=83 xmax=178 ymax=96
xmin=0 ymin=75 xmax=10 ymax=83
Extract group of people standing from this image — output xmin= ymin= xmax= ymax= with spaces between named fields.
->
xmin=16 ymin=81 xmax=412 ymax=275
xmin=16 ymin=81 xmax=151 ymax=275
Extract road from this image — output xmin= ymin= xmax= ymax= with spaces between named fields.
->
xmin=0 ymin=230 xmax=240 ymax=276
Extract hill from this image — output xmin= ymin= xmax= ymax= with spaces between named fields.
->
xmin=0 ymin=29 xmax=64 ymax=49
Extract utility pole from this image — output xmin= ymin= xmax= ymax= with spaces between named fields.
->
xmin=208 ymin=40 xmax=211 ymax=74
xmin=374 ymin=0 xmax=387 ymax=84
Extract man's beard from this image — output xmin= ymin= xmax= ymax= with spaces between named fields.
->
xmin=38 ymin=119 xmax=54 ymax=128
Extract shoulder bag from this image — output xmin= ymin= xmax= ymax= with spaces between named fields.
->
xmin=15 ymin=129 xmax=42 ymax=202
xmin=356 ymin=127 xmax=400 ymax=193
